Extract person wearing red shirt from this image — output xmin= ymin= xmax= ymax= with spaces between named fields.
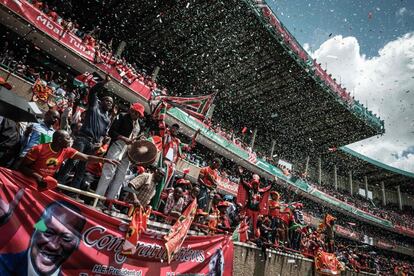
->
xmin=217 ymin=201 xmax=232 ymax=232
xmin=268 ymin=191 xmax=281 ymax=245
xmin=198 ymin=158 xmax=221 ymax=211
xmin=19 ymin=130 xmax=119 ymax=190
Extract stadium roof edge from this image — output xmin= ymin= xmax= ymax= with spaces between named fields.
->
xmin=243 ymin=0 xmax=384 ymax=134
xmin=340 ymin=146 xmax=414 ymax=179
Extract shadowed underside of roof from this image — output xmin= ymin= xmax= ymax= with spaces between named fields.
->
xmin=321 ymin=147 xmax=414 ymax=193
xmin=80 ymin=0 xmax=384 ymax=161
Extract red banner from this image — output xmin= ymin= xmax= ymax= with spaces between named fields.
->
xmin=1 ymin=0 xmax=152 ymax=100
xmin=376 ymin=240 xmax=395 ymax=250
xmin=395 ymin=225 xmax=414 ymax=237
xmin=335 ymin=225 xmax=361 ymax=240
xmin=0 ymin=168 xmax=234 ymax=275
xmin=217 ymin=176 xmax=238 ymax=196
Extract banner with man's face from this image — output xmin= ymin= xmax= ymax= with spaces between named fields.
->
xmin=0 ymin=168 xmax=234 ymax=276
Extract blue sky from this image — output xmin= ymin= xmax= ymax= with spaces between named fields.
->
xmin=268 ymin=0 xmax=414 ymax=57
xmin=267 ymin=0 xmax=414 ymax=172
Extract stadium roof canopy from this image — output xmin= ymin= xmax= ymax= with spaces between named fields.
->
xmin=63 ymin=0 xmax=384 ymax=159
xmin=324 ymin=147 xmax=414 ymax=193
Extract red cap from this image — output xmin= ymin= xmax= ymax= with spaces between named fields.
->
xmin=130 ymin=102 xmax=145 ymax=117
xmin=176 ymin=178 xmax=191 ymax=186
xmin=136 ymin=166 xmax=145 ymax=175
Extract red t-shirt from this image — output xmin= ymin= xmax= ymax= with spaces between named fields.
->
xmin=268 ymin=199 xmax=280 ymax=217
xmin=86 ymin=144 xmax=108 ymax=176
xmin=199 ymin=166 xmax=218 ymax=188
xmin=26 ymin=143 xmax=78 ymax=177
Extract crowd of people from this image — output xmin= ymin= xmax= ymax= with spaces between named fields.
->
xmin=0 ymin=4 xmax=413 ymax=273
xmin=1 ymin=69 xmax=413 ymax=275
xmin=203 ymin=113 xmax=414 ymax=232
xmin=308 ymin=178 xmax=414 ymax=230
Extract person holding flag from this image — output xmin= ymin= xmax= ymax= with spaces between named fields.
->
xmin=236 ymin=167 xmax=271 ymax=236
xmin=150 ymin=123 xmax=199 ymax=209
xmin=318 ymin=213 xmax=337 ymax=253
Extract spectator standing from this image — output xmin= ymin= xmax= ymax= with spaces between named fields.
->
xmin=56 ymin=76 xmax=113 ymax=193
xmin=163 ymin=187 xmax=185 ymax=218
xmin=126 ymin=167 xmax=164 ymax=208
xmin=237 ymin=168 xmax=271 ymax=235
xmin=19 ymin=109 xmax=60 ymax=157
xmin=0 ymin=116 xmax=21 ymax=167
xmin=198 ymin=158 xmax=221 ymax=211
xmin=95 ymin=102 xmax=144 ymax=200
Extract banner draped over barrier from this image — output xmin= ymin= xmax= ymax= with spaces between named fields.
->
xmin=0 ymin=168 xmax=233 ymax=276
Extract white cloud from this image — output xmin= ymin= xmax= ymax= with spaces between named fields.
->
xmin=397 ymin=7 xmax=407 ymax=17
xmin=309 ymin=34 xmax=414 ymax=173
xmin=303 ymin=43 xmax=311 ymax=53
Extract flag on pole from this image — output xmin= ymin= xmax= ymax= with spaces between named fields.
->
xmin=122 ymin=206 xmax=151 ymax=255
xmin=164 ymin=199 xmax=197 ymax=264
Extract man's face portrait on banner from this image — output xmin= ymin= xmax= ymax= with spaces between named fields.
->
xmin=30 ymin=201 xmax=86 ymax=275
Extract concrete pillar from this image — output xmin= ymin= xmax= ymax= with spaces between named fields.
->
xmin=250 ymin=128 xmax=257 ymax=149
xmin=317 ymin=157 xmax=322 ymax=185
xmin=114 ymin=41 xmax=126 ymax=58
xmin=151 ymin=66 xmax=161 ymax=81
xmin=205 ymin=104 xmax=215 ymax=120
xmin=304 ymin=155 xmax=310 ymax=176
xmin=381 ymin=182 xmax=386 ymax=206
xmin=364 ymin=176 xmax=369 ymax=199
xmin=348 ymin=171 xmax=353 ymax=196
xmin=397 ymin=185 xmax=403 ymax=210
xmin=333 ymin=165 xmax=338 ymax=191
xmin=270 ymin=140 xmax=276 ymax=159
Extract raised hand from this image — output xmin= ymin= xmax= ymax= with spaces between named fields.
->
xmin=0 ymin=189 xmax=25 ymax=226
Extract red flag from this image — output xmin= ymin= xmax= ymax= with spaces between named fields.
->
xmin=247 ymin=151 xmax=257 ymax=164
xmin=232 ymin=218 xmax=249 ymax=242
xmin=122 ymin=206 xmax=151 ymax=255
xmin=73 ymin=72 xmax=101 ymax=88
xmin=315 ymin=250 xmax=344 ymax=275
xmin=236 ymin=181 xmax=248 ymax=208
xmin=32 ymin=79 xmax=53 ymax=103
xmin=164 ymin=199 xmax=197 ymax=263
